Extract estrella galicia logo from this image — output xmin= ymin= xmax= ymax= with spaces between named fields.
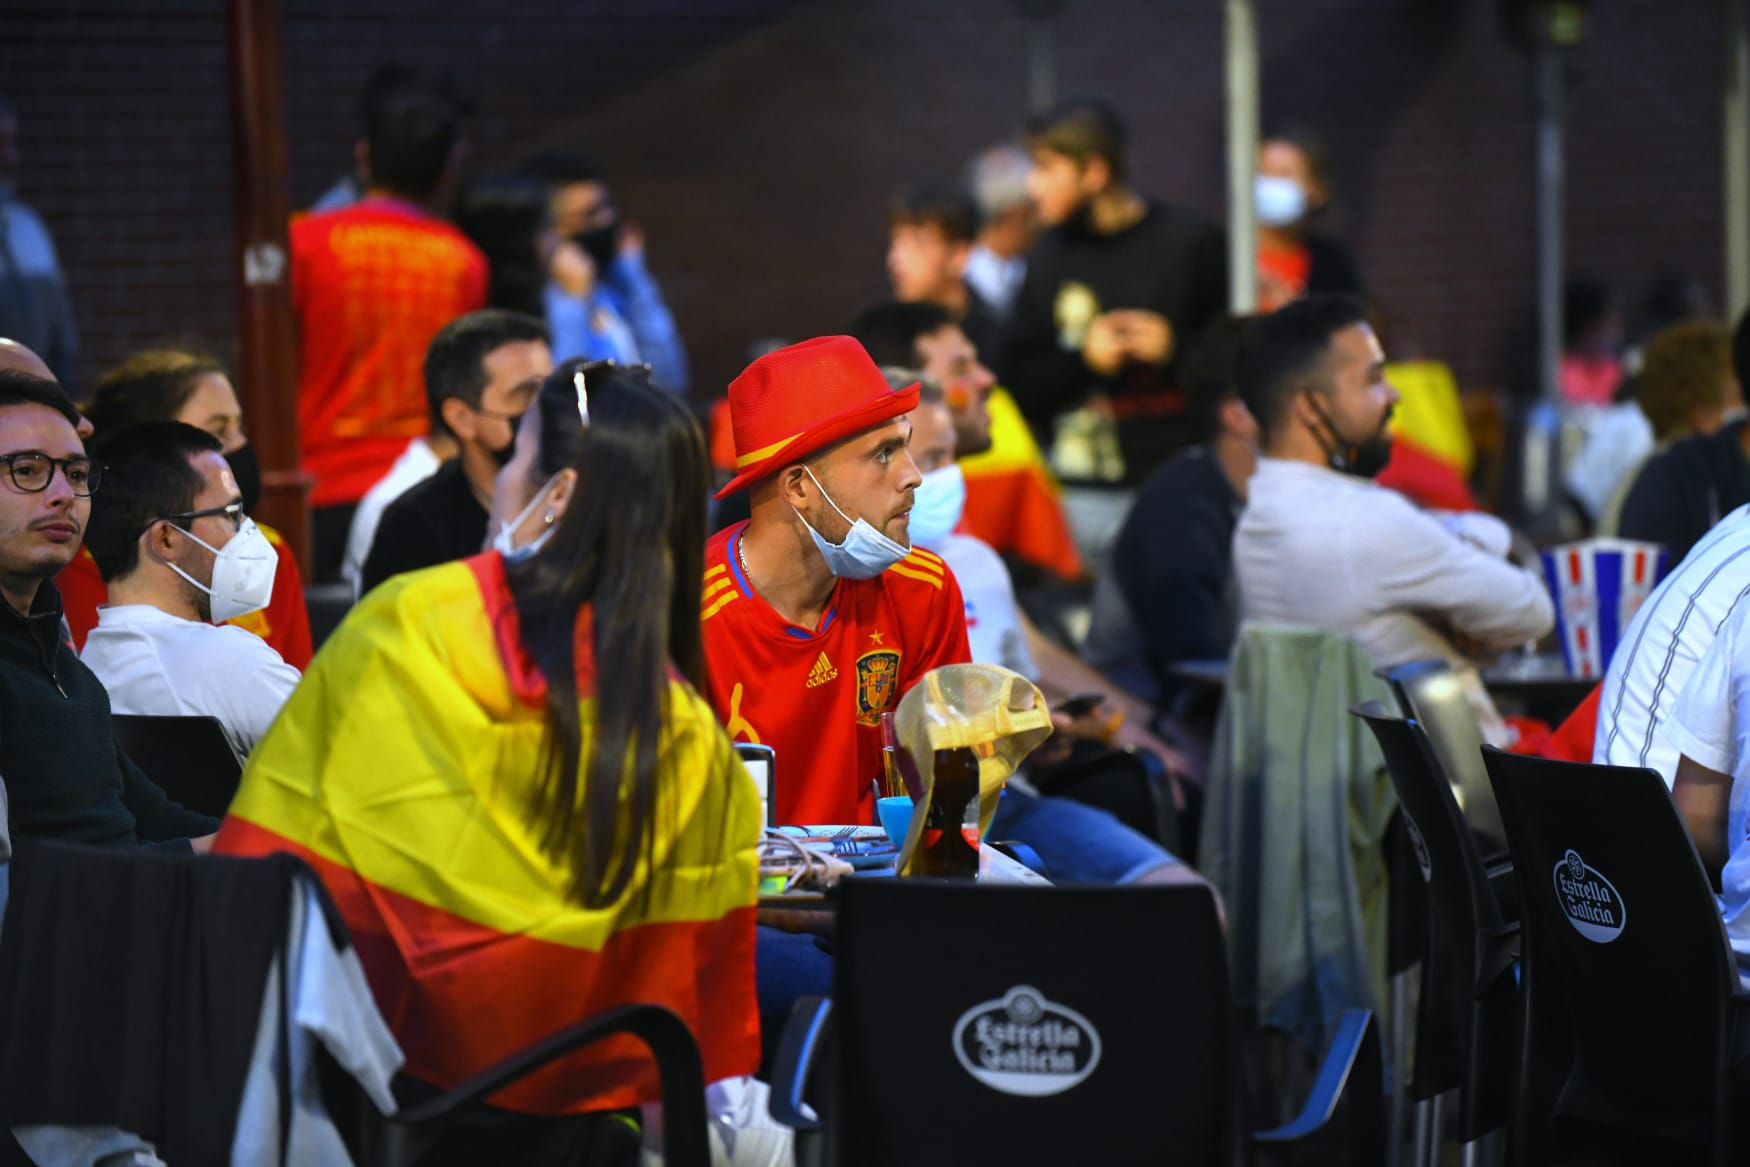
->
xmin=952 ymin=985 xmax=1102 ymax=1097
xmin=1553 ymin=848 xmax=1626 ymax=943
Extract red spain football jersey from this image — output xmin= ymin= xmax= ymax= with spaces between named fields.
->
xmin=700 ymin=522 xmax=971 ymax=826
xmin=291 ymin=198 xmax=488 ymax=508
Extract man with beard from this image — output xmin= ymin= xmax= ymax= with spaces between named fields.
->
xmin=81 ymin=422 xmax=298 ymax=762
xmin=359 ymin=310 xmax=551 ymax=595
xmin=1000 ymin=98 xmax=1228 ymax=481
xmin=1232 ymin=295 xmax=1553 ymax=743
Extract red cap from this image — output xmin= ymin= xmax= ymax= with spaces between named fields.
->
xmin=714 ymin=336 xmax=920 ymax=499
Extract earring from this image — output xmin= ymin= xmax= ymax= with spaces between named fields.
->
xmin=543 ymin=512 xmax=555 ymax=525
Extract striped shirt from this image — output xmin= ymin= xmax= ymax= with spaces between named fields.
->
xmin=1595 ymin=504 xmax=1750 ymax=784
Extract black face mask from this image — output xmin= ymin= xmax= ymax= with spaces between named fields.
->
xmin=226 ymin=442 xmax=263 ymax=513
xmin=573 ymin=222 xmax=619 ymax=271
xmin=486 ymin=409 xmax=521 ymax=469
xmin=1305 ymin=392 xmax=1393 ymax=479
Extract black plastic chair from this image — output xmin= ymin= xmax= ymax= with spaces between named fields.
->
xmin=1482 ymin=748 xmax=1750 ymax=1165
xmin=305 ymin=582 xmax=355 ymax=651
xmin=1353 ymin=703 xmax=1519 ymax=1166
xmin=1380 ymin=660 xmax=1506 ymax=854
xmin=770 ymin=880 xmax=1383 ymax=1166
xmin=364 ymin=1004 xmax=710 ymax=1167
xmin=111 ymin=713 xmax=243 ymax=817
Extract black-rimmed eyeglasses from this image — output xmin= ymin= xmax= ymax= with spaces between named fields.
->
xmin=162 ymin=500 xmax=245 ymax=532
xmin=0 ymin=453 xmax=101 ymax=497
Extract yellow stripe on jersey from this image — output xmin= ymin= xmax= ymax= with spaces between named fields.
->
xmin=905 ymin=547 xmax=945 ymax=571
xmin=705 ymin=564 xmax=727 ymax=580
xmin=703 ymin=576 xmax=735 ymax=601
xmin=702 ymin=591 xmax=740 ymax=621
xmin=888 ymin=563 xmax=944 ymax=589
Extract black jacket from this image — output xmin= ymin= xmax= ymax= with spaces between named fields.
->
xmin=999 ymin=200 xmax=1228 ymax=481
xmin=360 ymin=460 xmax=490 ymax=597
xmin=0 ymin=582 xmax=216 ymax=847
xmin=1618 ymin=418 xmax=1750 ymax=568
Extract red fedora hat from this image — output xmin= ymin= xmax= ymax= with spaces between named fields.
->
xmin=714 ymin=336 xmax=919 ymax=498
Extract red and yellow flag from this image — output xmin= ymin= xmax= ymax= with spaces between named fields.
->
xmin=215 ymin=553 xmax=761 ymax=1114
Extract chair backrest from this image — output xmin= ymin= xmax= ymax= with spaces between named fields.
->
xmin=1384 ymin=660 xmax=1506 ymax=850
xmin=1202 ymin=623 xmax=1397 ymax=1052
xmin=830 ymin=880 xmax=1243 ymax=1166
xmin=1353 ymin=703 xmax=1513 ymax=1128
xmin=1481 ymin=747 xmax=1738 ymax=1148
xmin=111 ymin=713 xmax=243 ymax=818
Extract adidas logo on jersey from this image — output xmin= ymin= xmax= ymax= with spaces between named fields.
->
xmin=806 ymin=651 xmax=840 ymax=688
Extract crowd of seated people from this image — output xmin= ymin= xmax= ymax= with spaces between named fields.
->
xmin=13 ymin=59 xmax=1750 ymax=1165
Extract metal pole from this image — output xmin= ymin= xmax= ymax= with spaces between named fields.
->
xmin=227 ymin=0 xmax=310 ymax=572
xmin=1533 ymin=28 xmax=1564 ymax=409
xmin=1225 ymin=0 xmax=1259 ymax=313
xmin=1027 ymin=17 xmax=1055 ymax=114
xmin=1726 ymin=0 xmax=1750 ymax=323
xmin=1519 ymin=13 xmax=1567 ymax=520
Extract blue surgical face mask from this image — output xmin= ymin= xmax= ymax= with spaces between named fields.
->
xmin=906 ymin=464 xmax=967 ymax=552
xmin=1254 ymin=174 xmax=1308 ymax=228
xmin=490 ymin=472 xmax=564 ymax=561
xmin=795 ymin=467 xmax=911 ymax=579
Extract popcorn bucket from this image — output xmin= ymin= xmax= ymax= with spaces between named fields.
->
xmin=1540 ymin=539 xmax=1669 ymax=678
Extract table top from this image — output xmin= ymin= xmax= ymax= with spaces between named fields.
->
xmin=758 ymin=839 xmax=1048 ymax=910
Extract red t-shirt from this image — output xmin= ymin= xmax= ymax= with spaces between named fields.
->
xmin=699 ymin=523 xmax=971 ymax=826
xmin=57 ymin=524 xmax=313 ymax=670
xmin=291 ymin=199 xmax=488 ymax=508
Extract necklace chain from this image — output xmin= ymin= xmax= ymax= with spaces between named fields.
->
xmin=737 ymin=535 xmax=751 ymax=579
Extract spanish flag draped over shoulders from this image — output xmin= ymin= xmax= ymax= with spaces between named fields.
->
xmin=215 ymin=552 xmax=761 ymax=1114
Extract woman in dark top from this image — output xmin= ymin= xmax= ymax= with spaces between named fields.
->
xmin=1254 ymin=131 xmax=1364 ymax=312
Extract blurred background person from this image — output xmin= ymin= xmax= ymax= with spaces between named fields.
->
xmin=963 ymin=142 xmax=1037 ymax=324
xmin=1254 ymin=129 xmax=1363 ymax=312
xmin=308 ymin=64 xmax=475 ymax=214
xmin=292 ymin=70 xmax=486 ymax=581
xmin=0 ymin=94 xmax=76 ymax=390
xmin=1615 ymin=310 xmax=1750 ymax=564
xmin=1560 ymin=274 xmax=1626 ymax=407
xmin=886 ymin=178 xmax=1001 ymax=360
xmin=517 ymin=149 xmax=690 ymax=395
xmin=1085 ymin=316 xmax=1258 ymax=724
xmin=1001 ymin=97 xmax=1228 ymax=485
xmin=1578 ymin=317 xmax=1740 ymax=534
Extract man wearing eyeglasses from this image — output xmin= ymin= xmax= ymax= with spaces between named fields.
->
xmin=80 ymin=422 xmax=300 ymax=763
xmin=0 ymin=371 xmax=218 ymax=849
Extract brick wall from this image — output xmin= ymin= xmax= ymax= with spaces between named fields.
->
xmin=1 ymin=0 xmax=1732 ymax=401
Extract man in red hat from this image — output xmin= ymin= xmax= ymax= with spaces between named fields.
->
xmin=703 ymin=335 xmax=965 ymax=827
xmin=703 ymin=335 xmax=1187 ymax=887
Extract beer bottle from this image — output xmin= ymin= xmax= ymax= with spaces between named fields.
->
xmin=908 ymin=746 xmax=980 ymax=878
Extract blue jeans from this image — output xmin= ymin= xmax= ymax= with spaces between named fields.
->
xmin=988 ymin=790 xmax=1179 ymax=884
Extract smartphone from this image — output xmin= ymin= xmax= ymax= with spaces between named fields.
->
xmin=734 ymin=743 xmax=776 ymax=827
xmin=1054 ymin=692 xmax=1106 ymax=719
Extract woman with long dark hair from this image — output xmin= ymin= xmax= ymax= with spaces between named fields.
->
xmin=216 ymin=360 xmax=778 ymax=1163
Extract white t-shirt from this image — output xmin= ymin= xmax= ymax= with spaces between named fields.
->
xmin=931 ymin=534 xmax=1038 ymax=681
xmin=340 ymin=438 xmax=443 ymax=593
xmin=1233 ymin=458 xmax=1554 ymax=743
xmin=81 ymin=604 xmax=301 ymax=762
xmin=1595 ymin=504 xmax=1750 ymax=784
xmin=1663 ymin=599 xmax=1750 ymax=984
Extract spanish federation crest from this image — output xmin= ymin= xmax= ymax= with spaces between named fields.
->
xmin=855 ymin=649 xmax=901 ymax=726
